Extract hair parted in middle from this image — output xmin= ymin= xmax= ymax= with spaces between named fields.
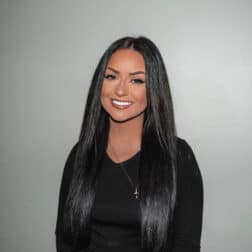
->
xmin=61 ymin=36 xmax=178 ymax=252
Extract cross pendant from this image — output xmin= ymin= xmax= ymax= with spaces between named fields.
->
xmin=134 ymin=188 xmax=139 ymax=199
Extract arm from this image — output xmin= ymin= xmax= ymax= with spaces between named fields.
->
xmin=172 ymin=139 xmax=204 ymax=252
xmin=55 ymin=143 xmax=79 ymax=252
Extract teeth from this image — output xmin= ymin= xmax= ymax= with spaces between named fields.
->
xmin=112 ymin=100 xmax=132 ymax=106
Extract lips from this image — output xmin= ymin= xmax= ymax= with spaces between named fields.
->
xmin=111 ymin=99 xmax=133 ymax=109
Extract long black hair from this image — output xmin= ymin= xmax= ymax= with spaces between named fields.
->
xmin=61 ymin=36 xmax=177 ymax=252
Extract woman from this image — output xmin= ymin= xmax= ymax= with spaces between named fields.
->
xmin=55 ymin=36 xmax=203 ymax=252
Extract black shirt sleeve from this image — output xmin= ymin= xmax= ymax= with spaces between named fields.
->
xmin=55 ymin=143 xmax=79 ymax=252
xmin=172 ymin=139 xmax=204 ymax=252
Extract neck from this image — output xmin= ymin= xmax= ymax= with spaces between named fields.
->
xmin=108 ymin=117 xmax=144 ymax=152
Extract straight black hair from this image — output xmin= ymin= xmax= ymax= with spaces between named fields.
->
xmin=61 ymin=36 xmax=177 ymax=252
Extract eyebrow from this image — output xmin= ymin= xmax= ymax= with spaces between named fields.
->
xmin=107 ymin=67 xmax=145 ymax=75
xmin=107 ymin=67 xmax=119 ymax=74
xmin=129 ymin=71 xmax=145 ymax=76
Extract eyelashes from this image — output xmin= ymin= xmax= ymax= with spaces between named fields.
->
xmin=104 ymin=74 xmax=116 ymax=80
xmin=104 ymin=74 xmax=145 ymax=84
xmin=131 ymin=79 xmax=145 ymax=84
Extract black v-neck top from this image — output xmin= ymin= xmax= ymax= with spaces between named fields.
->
xmin=89 ymin=151 xmax=141 ymax=252
xmin=55 ymin=138 xmax=203 ymax=252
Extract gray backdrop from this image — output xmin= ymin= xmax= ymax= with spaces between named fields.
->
xmin=0 ymin=0 xmax=251 ymax=251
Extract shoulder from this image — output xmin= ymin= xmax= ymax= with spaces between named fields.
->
xmin=175 ymin=137 xmax=202 ymax=179
xmin=176 ymin=136 xmax=195 ymax=156
xmin=175 ymin=137 xmax=203 ymax=206
xmin=57 ymin=142 xmax=79 ymax=204
xmin=66 ymin=142 xmax=79 ymax=164
xmin=61 ymin=142 xmax=79 ymax=184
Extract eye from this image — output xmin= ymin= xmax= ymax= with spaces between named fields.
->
xmin=131 ymin=78 xmax=145 ymax=84
xmin=104 ymin=74 xmax=116 ymax=80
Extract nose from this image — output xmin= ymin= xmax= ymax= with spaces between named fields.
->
xmin=115 ymin=79 xmax=128 ymax=97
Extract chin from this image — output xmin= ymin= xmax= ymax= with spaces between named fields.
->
xmin=108 ymin=111 xmax=145 ymax=124
xmin=109 ymin=116 xmax=134 ymax=123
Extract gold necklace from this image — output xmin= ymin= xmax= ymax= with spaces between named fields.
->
xmin=108 ymin=143 xmax=139 ymax=199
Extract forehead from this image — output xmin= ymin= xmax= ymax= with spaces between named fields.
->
xmin=107 ymin=49 xmax=145 ymax=71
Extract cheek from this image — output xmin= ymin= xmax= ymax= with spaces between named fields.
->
xmin=138 ymin=87 xmax=147 ymax=108
xmin=100 ymin=83 xmax=108 ymax=98
xmin=101 ymin=82 xmax=112 ymax=97
xmin=100 ymin=84 xmax=111 ymax=109
xmin=142 ymin=97 xmax=147 ymax=110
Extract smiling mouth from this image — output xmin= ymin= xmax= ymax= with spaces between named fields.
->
xmin=111 ymin=99 xmax=133 ymax=108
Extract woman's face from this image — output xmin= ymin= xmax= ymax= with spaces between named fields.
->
xmin=101 ymin=49 xmax=147 ymax=123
